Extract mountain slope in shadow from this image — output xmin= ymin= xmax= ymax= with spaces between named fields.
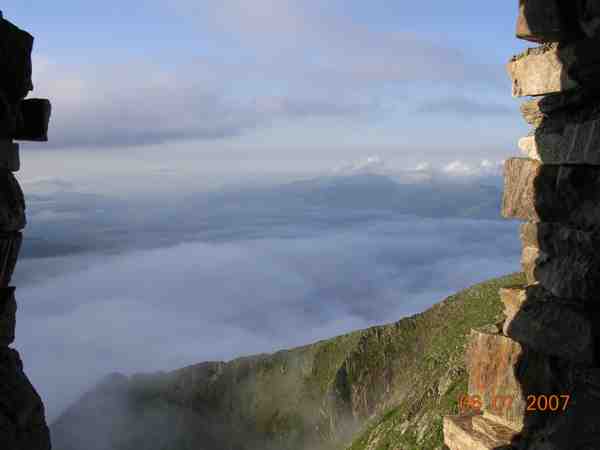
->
xmin=51 ymin=273 xmax=525 ymax=450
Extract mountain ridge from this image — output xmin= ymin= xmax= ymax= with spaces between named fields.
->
xmin=51 ymin=272 xmax=525 ymax=450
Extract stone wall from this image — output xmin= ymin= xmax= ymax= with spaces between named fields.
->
xmin=0 ymin=11 xmax=52 ymax=450
xmin=444 ymin=1 xmax=600 ymax=449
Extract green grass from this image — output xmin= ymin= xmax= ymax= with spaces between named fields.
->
xmin=52 ymin=273 xmax=526 ymax=450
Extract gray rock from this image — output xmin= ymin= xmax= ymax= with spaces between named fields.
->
xmin=507 ymin=44 xmax=578 ymax=97
xmin=502 ymin=158 xmax=600 ymax=229
xmin=499 ymin=285 xmax=594 ymax=364
xmin=519 ymin=222 xmax=600 ymax=299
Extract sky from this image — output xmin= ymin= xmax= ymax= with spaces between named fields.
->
xmin=0 ymin=1 xmax=528 ymax=425
xmin=4 ymin=0 xmax=530 ymax=185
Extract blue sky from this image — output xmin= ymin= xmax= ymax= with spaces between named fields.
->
xmin=1 ymin=2 xmax=530 ymax=420
xmin=4 ymin=1 xmax=530 ymax=187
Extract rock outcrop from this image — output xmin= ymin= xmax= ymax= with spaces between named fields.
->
xmin=444 ymin=2 xmax=600 ymax=449
xmin=0 ymin=11 xmax=52 ymax=450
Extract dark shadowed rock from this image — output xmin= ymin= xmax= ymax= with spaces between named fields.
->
xmin=0 ymin=171 xmax=25 ymax=232
xmin=520 ymin=89 xmax=595 ymax=127
xmin=0 ymin=141 xmax=19 ymax=172
xmin=520 ymin=222 xmax=600 ymax=299
xmin=500 ymin=285 xmax=594 ymax=364
xmin=579 ymin=0 xmax=600 ymax=37
xmin=0 ymin=348 xmax=51 ymax=450
xmin=516 ymin=0 xmax=580 ymax=43
xmin=0 ymin=16 xmax=33 ymax=103
xmin=502 ymin=158 xmax=600 ymax=228
xmin=0 ymin=232 xmax=21 ymax=287
xmin=14 ymin=99 xmax=51 ymax=142
xmin=0 ymin=287 xmax=16 ymax=347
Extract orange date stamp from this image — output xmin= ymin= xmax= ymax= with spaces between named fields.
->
xmin=458 ymin=394 xmax=570 ymax=414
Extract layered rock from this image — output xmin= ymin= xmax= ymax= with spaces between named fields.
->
xmin=0 ymin=11 xmax=52 ymax=450
xmin=445 ymin=2 xmax=600 ymax=449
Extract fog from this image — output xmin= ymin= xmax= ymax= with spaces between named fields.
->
xmin=10 ymin=170 xmax=520 ymax=421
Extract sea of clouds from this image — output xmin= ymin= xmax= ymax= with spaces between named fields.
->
xmin=11 ymin=162 xmax=520 ymax=420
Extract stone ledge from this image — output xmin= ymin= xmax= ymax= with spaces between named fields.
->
xmin=507 ymin=44 xmax=578 ymax=97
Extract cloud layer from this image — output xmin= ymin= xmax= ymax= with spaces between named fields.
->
xmin=12 ymin=173 xmax=520 ymax=421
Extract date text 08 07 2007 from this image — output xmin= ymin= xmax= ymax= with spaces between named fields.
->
xmin=458 ymin=394 xmax=571 ymax=414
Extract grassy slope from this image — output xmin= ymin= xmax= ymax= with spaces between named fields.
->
xmin=51 ymin=273 xmax=525 ymax=450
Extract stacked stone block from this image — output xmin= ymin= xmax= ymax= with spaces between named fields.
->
xmin=0 ymin=11 xmax=52 ymax=450
xmin=444 ymin=2 xmax=600 ymax=449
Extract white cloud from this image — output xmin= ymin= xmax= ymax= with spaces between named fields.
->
xmin=332 ymin=155 xmax=386 ymax=175
xmin=442 ymin=159 xmax=503 ymax=177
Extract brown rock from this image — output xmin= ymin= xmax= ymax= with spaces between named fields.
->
xmin=443 ymin=413 xmax=519 ymax=450
xmin=466 ymin=329 xmax=566 ymax=431
xmin=507 ymin=44 xmax=578 ymax=97
xmin=499 ymin=285 xmax=594 ymax=364
xmin=502 ymin=158 xmax=600 ymax=229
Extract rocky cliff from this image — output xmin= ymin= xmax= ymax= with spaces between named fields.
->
xmin=0 ymin=11 xmax=52 ymax=450
xmin=443 ymin=2 xmax=600 ymax=448
xmin=51 ymin=273 xmax=524 ymax=450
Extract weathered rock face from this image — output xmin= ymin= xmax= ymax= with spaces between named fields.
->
xmin=500 ymin=286 xmax=594 ymax=364
xmin=502 ymin=158 xmax=600 ymax=228
xmin=0 ymin=12 xmax=52 ymax=450
xmin=519 ymin=222 xmax=600 ymax=299
xmin=507 ymin=44 xmax=578 ymax=97
xmin=445 ymin=2 xmax=600 ymax=448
